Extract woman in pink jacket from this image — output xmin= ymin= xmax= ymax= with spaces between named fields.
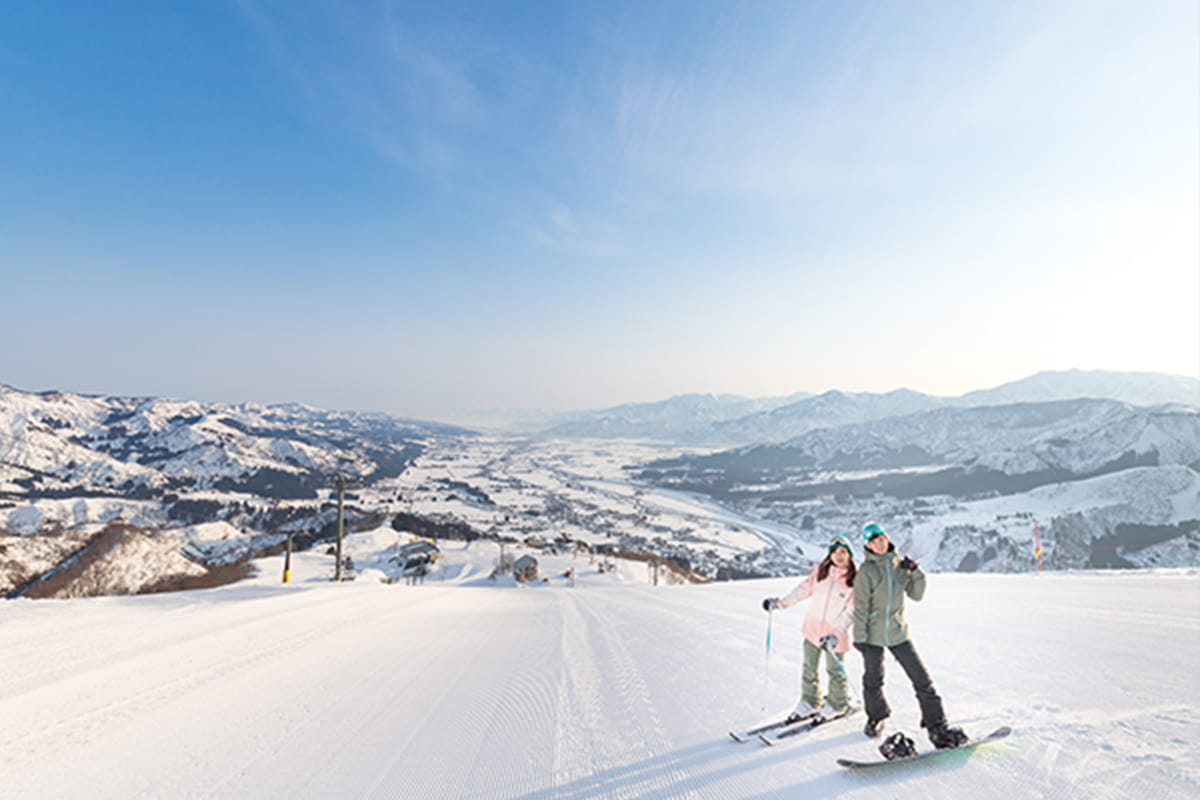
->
xmin=762 ymin=534 xmax=856 ymax=722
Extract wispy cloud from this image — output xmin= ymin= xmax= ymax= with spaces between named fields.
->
xmin=526 ymin=201 xmax=626 ymax=259
xmin=552 ymin=0 xmax=1194 ymax=205
xmin=233 ymin=0 xmax=1197 ymax=273
xmin=235 ymin=0 xmax=504 ymax=178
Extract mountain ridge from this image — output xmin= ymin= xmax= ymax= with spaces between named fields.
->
xmin=538 ymin=369 xmax=1200 ymax=445
xmin=4 ymin=373 xmax=1198 ymax=598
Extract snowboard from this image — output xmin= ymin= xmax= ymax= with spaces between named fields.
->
xmin=837 ymin=726 xmax=1012 ymax=769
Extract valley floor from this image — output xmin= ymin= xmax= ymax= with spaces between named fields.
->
xmin=1 ymin=542 xmax=1197 ymax=799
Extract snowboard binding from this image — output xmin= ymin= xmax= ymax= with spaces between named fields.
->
xmin=879 ymin=731 xmax=918 ymax=761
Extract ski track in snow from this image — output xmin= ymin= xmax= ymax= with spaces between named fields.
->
xmin=1 ymin=557 xmax=1198 ymax=799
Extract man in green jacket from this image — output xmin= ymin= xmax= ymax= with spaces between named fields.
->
xmin=853 ymin=522 xmax=968 ymax=749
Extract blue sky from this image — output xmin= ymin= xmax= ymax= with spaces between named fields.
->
xmin=1 ymin=0 xmax=1197 ymax=418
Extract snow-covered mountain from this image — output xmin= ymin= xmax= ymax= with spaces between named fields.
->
xmin=958 ymin=368 xmax=1200 ymax=408
xmin=5 ymin=375 xmax=1199 ymax=598
xmin=0 ymin=384 xmax=470 ymax=596
xmin=695 ymin=399 xmax=1195 ymax=476
xmin=538 ymin=391 xmax=812 ymax=440
xmin=0 ymin=384 xmax=466 ymax=503
xmin=539 ymin=370 xmax=1199 ymax=445
xmin=705 ymin=388 xmax=945 ymax=445
xmin=644 ymin=399 xmax=1200 ymax=494
xmin=910 ymin=465 xmax=1200 ymax=572
xmin=639 ymin=399 xmax=1200 ymax=573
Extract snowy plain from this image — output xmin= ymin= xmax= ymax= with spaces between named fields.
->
xmin=2 ymin=533 xmax=1198 ymax=799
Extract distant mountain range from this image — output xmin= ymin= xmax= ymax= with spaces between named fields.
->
xmin=536 ymin=391 xmax=813 ymax=440
xmin=538 ymin=370 xmax=1200 ymax=445
xmin=3 ymin=369 xmax=1198 ymax=595
xmin=641 ymin=399 xmax=1200 ymax=498
xmin=956 ymin=370 xmax=1199 ymax=408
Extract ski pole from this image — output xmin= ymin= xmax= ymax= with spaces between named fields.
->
xmin=761 ymin=609 xmax=774 ymax=711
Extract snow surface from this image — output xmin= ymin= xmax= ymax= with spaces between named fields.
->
xmin=2 ymin=532 xmax=1197 ymax=799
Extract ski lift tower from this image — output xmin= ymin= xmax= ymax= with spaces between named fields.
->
xmin=327 ymin=472 xmax=361 ymax=582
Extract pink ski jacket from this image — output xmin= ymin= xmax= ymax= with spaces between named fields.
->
xmin=777 ymin=565 xmax=855 ymax=653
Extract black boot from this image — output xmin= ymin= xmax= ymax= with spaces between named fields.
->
xmin=928 ymin=722 xmax=968 ymax=749
xmin=864 ymin=718 xmax=885 ymax=738
xmin=879 ymin=732 xmax=918 ymax=761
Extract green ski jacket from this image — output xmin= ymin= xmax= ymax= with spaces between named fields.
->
xmin=853 ymin=544 xmax=927 ymax=647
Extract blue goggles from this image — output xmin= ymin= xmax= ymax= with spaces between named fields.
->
xmin=863 ymin=523 xmax=886 ymax=541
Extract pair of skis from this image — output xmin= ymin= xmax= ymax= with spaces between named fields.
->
xmin=729 ymin=706 xmax=858 ymax=746
xmin=730 ymin=713 xmax=1013 ymax=769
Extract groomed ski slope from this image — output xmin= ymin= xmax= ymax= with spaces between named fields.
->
xmin=1 ymin=538 xmax=1197 ymax=799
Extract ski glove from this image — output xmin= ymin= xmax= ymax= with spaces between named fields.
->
xmin=819 ymin=633 xmax=838 ymax=651
xmin=762 ymin=597 xmax=779 ymax=612
xmin=899 ymin=556 xmax=919 ymax=571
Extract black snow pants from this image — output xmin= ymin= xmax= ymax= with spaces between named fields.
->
xmin=856 ymin=640 xmax=946 ymax=729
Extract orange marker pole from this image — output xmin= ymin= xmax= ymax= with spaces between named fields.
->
xmin=1034 ymin=523 xmax=1043 ymax=573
